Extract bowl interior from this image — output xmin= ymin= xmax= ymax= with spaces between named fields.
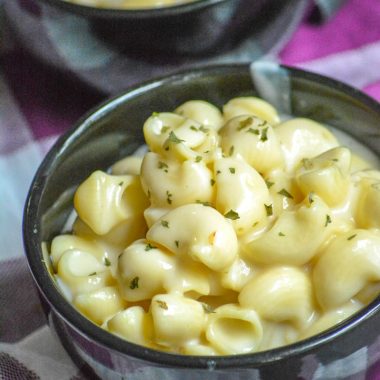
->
xmin=24 ymin=63 xmax=380 ymax=369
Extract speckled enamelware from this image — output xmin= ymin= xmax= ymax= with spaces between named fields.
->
xmin=23 ymin=64 xmax=380 ymax=380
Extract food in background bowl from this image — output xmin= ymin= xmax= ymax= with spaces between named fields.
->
xmin=64 ymin=0 xmax=197 ymax=9
xmin=24 ymin=65 xmax=380 ymax=379
xmin=47 ymin=95 xmax=380 ymax=356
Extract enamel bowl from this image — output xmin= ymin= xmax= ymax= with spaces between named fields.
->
xmin=4 ymin=0 xmax=307 ymax=93
xmin=23 ymin=64 xmax=380 ymax=379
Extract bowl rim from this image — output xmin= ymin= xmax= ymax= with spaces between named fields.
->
xmin=23 ymin=63 xmax=380 ymax=369
xmin=37 ymin=0 xmax=229 ymax=18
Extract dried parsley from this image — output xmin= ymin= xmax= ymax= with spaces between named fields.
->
xmin=129 ymin=277 xmax=139 ymax=290
xmin=224 ymin=209 xmax=240 ymax=220
xmin=196 ymin=200 xmax=213 ymax=207
xmin=237 ymin=117 xmax=253 ymax=131
xmin=265 ymin=179 xmax=274 ymax=189
xmin=158 ymin=161 xmax=169 ymax=172
xmin=247 ymin=128 xmax=260 ymax=135
xmin=264 ymin=203 xmax=273 ymax=216
xmin=199 ymin=125 xmax=210 ymax=133
xmin=166 ymin=190 xmax=173 ymax=205
xmin=161 ymin=220 xmax=169 ymax=228
xmin=260 ymin=127 xmax=269 ymax=142
xmin=156 ymin=300 xmax=168 ymax=310
xmin=104 ymin=257 xmax=111 ymax=267
xmin=168 ymin=131 xmax=184 ymax=144
xmin=325 ymin=214 xmax=332 ymax=227
xmin=145 ymin=243 xmax=157 ymax=251
xmin=277 ymin=188 xmax=293 ymax=199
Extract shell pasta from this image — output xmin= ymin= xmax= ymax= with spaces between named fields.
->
xmin=48 ymin=96 xmax=380 ymax=355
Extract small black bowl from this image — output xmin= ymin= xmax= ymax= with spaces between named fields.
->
xmin=4 ymin=0 xmax=308 ymax=93
xmin=23 ymin=64 xmax=380 ymax=379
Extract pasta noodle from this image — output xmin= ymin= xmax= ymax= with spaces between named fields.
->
xmin=47 ymin=96 xmax=380 ymax=355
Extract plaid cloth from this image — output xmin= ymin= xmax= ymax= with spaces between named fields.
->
xmin=1 ymin=0 xmax=380 ymax=378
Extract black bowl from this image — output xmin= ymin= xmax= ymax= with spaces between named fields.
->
xmin=4 ymin=0 xmax=308 ymax=93
xmin=23 ymin=64 xmax=380 ymax=379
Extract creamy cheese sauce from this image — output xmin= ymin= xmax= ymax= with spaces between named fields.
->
xmin=49 ymin=97 xmax=380 ymax=355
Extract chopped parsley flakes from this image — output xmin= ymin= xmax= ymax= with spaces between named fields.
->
xmin=168 ymin=131 xmax=184 ymax=144
xmin=129 ymin=277 xmax=139 ymax=290
xmin=277 ymin=188 xmax=293 ymax=199
xmin=104 ymin=257 xmax=111 ymax=267
xmin=166 ymin=190 xmax=173 ymax=205
xmin=161 ymin=220 xmax=169 ymax=228
xmin=237 ymin=117 xmax=253 ymax=131
xmin=156 ymin=300 xmax=168 ymax=310
xmin=224 ymin=209 xmax=240 ymax=220
xmin=145 ymin=243 xmax=157 ymax=251
xmin=264 ymin=203 xmax=273 ymax=216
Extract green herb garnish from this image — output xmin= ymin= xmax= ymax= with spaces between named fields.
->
xmin=265 ymin=203 xmax=273 ymax=216
xmin=260 ymin=127 xmax=269 ymax=142
xmin=224 ymin=209 xmax=240 ymax=220
xmin=166 ymin=190 xmax=173 ymax=205
xmin=129 ymin=277 xmax=139 ymax=290
xmin=265 ymin=179 xmax=274 ymax=189
xmin=277 ymin=188 xmax=293 ymax=199
xmin=325 ymin=214 xmax=332 ymax=227
xmin=104 ymin=257 xmax=111 ymax=267
xmin=158 ymin=161 xmax=169 ymax=171
xmin=229 ymin=167 xmax=236 ymax=174
xmin=168 ymin=131 xmax=184 ymax=144
xmin=202 ymin=303 xmax=216 ymax=314
xmin=145 ymin=243 xmax=157 ymax=251
xmin=161 ymin=126 xmax=170 ymax=134
xmin=247 ymin=128 xmax=260 ymax=135
xmin=196 ymin=200 xmax=213 ymax=207
xmin=161 ymin=220 xmax=169 ymax=228
xmin=156 ymin=300 xmax=168 ymax=310
xmin=237 ymin=117 xmax=253 ymax=131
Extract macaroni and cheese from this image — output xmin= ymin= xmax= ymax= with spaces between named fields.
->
xmin=48 ymin=97 xmax=380 ymax=355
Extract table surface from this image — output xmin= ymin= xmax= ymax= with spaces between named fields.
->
xmin=1 ymin=0 xmax=380 ymax=379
